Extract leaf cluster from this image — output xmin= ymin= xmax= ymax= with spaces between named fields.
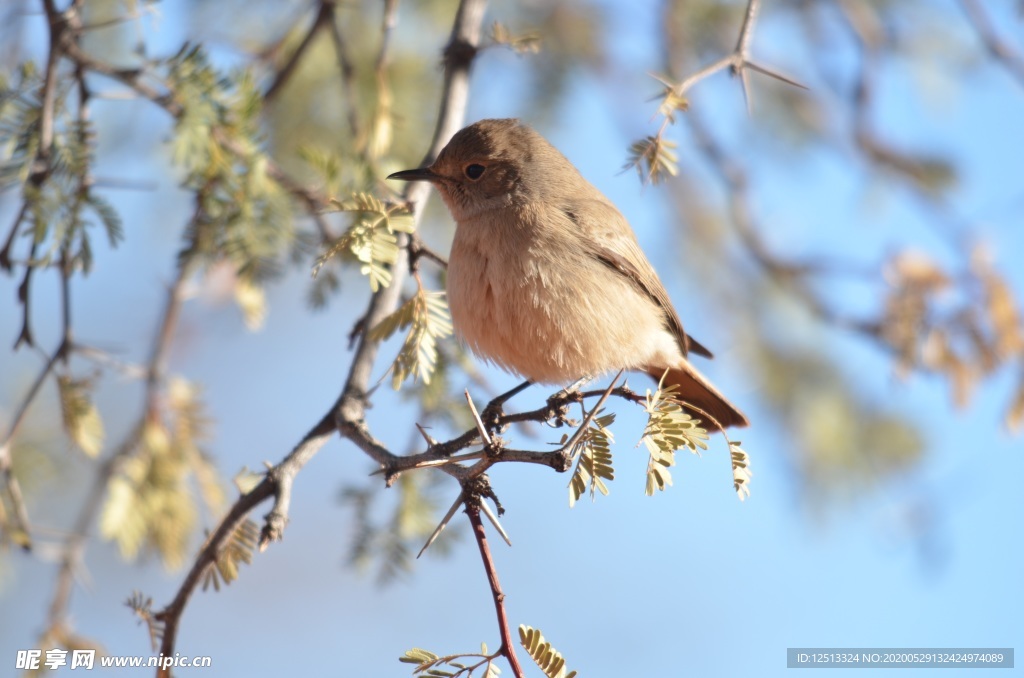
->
xmin=880 ymin=249 xmax=1024 ymax=426
xmin=369 ymin=286 xmax=453 ymax=389
xmin=200 ymin=519 xmax=259 ymax=591
xmin=730 ymin=441 xmax=752 ymax=501
xmin=400 ymin=645 xmax=501 ymax=678
xmin=625 ymin=135 xmax=679 ymax=185
xmin=0 ymin=63 xmax=123 ymax=276
xmin=490 ymin=22 xmax=542 ymax=55
xmin=57 ymin=375 xmax=104 ymax=459
xmin=314 ymin=191 xmax=415 ymax=292
xmin=652 ymin=74 xmax=690 ymax=122
xmin=125 ymin=591 xmax=163 ymax=652
xmin=567 ymin=412 xmax=615 ymax=506
xmin=641 ymin=383 xmax=710 ymax=496
xmin=99 ymin=380 xmax=224 ymax=571
xmin=519 ymin=625 xmax=577 ymax=678
xmin=168 ymin=46 xmax=293 ymax=283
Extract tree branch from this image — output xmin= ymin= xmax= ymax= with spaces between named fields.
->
xmin=631 ymin=0 xmax=803 ymax=183
xmin=465 ymin=484 xmax=525 ymax=678
xmin=61 ymin=36 xmax=341 ymax=243
xmin=325 ymin=0 xmax=361 ymax=139
xmin=0 ymin=202 xmax=29 ymax=272
xmin=959 ymin=0 xmax=1024 ymax=90
xmin=151 ymin=1 xmax=489 ymax=673
xmin=684 ymin=111 xmax=878 ymax=338
xmin=263 ymin=0 xmax=336 ymax=103
xmin=0 ymin=0 xmax=87 ymax=551
xmin=44 ymin=197 xmax=204 ymax=644
xmin=670 ymin=0 xmax=802 ymax=114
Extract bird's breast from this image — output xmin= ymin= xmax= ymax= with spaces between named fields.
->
xmin=445 ymin=211 xmax=680 ymax=384
xmin=446 ymin=214 xmax=546 ymax=376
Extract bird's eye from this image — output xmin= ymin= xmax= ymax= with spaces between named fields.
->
xmin=464 ymin=164 xmax=486 ymax=180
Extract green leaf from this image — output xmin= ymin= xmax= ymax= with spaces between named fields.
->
xmin=519 ymin=625 xmax=576 ymax=678
xmin=201 ymin=519 xmax=258 ymax=591
xmin=298 ymin=145 xmax=341 ymax=194
xmin=100 ymin=381 xmax=226 ymax=572
xmin=313 ymin=194 xmax=414 ymax=292
xmin=57 ymin=375 xmax=105 ymax=458
xmin=639 ymin=380 xmax=714 ymax=495
xmin=234 ymin=278 xmax=266 ymax=331
xmin=568 ymin=412 xmax=615 ymax=506
xmin=371 ymin=289 xmax=453 ymax=389
xmin=625 ymin=135 xmax=678 ymax=184
xmin=400 ymin=648 xmax=440 ymax=665
xmin=86 ymin=192 xmax=124 ymax=246
xmin=490 ymin=21 xmax=542 ymax=54
xmin=730 ymin=441 xmax=753 ymax=501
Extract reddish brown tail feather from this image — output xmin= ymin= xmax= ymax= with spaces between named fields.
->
xmin=646 ymin=362 xmax=749 ymax=432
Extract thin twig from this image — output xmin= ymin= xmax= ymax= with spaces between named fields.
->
xmin=0 ymin=202 xmax=29 ymax=272
xmin=960 ymin=0 xmax=1024 ymax=89
xmin=60 ymin=39 xmax=181 ymax=115
xmin=559 ymin=372 xmax=622 ymax=454
xmin=36 ymin=0 xmax=62 ymax=173
xmin=0 ymin=334 xmax=73 ymax=549
xmin=631 ymin=0 xmax=803 ymax=183
xmin=336 ymin=0 xmax=486 ymax=453
xmin=838 ymin=0 xmax=967 ymax=252
xmin=372 ymin=379 xmax=646 ymax=481
xmin=264 ymin=0 xmax=335 ymax=103
xmin=13 ymin=241 xmax=37 ymax=349
xmin=11 ymin=0 xmax=69 ymax=351
xmin=408 ymin=232 xmax=449 ymax=271
xmin=684 ymin=111 xmax=882 ymax=340
xmin=325 ymin=0 xmax=361 ymax=139
xmin=669 ymin=0 xmax=803 ymax=115
xmin=465 ymin=494 xmax=525 ymax=678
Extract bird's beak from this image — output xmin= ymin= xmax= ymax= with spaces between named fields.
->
xmin=387 ymin=167 xmax=440 ymax=182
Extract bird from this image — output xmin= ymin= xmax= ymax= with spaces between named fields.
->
xmin=388 ymin=118 xmax=748 ymax=431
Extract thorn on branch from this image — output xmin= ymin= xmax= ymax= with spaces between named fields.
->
xmin=417 ymin=490 xmax=465 ymax=558
xmin=415 ymin=423 xmax=439 ymax=447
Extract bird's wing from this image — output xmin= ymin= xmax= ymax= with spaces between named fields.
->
xmin=562 ymin=199 xmax=714 ymax=359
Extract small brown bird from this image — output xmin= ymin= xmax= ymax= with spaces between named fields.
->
xmin=389 ymin=119 xmax=748 ymax=430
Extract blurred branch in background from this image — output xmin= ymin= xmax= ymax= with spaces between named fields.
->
xmin=652 ymin=0 xmax=1024 ymax=507
xmin=959 ymin=0 xmax=1024 ymax=89
xmin=0 ymin=0 xmax=1022 ymax=674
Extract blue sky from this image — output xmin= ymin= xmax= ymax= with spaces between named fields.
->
xmin=1 ymin=0 xmax=1022 ymax=676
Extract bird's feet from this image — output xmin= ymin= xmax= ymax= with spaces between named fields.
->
xmin=480 ymin=379 xmax=533 ymax=436
xmin=542 ymin=376 xmax=593 ymax=427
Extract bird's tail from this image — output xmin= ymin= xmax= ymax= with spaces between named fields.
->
xmin=646 ymin=361 xmax=749 ymax=432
